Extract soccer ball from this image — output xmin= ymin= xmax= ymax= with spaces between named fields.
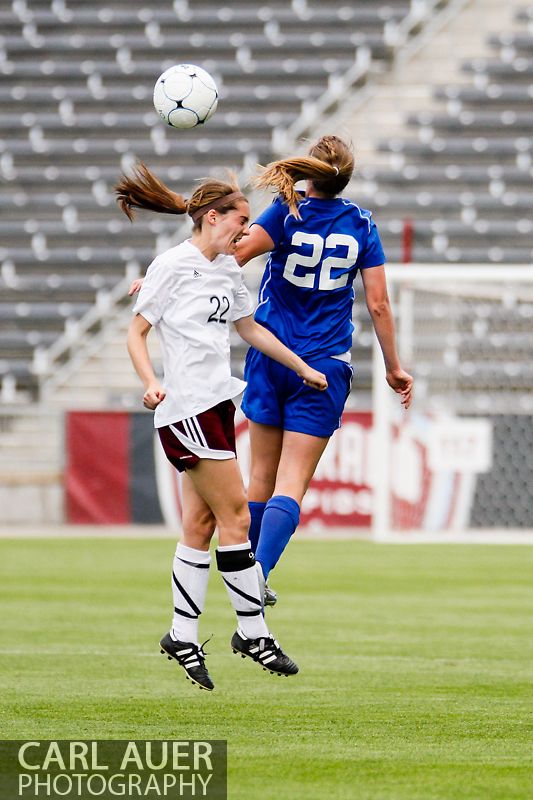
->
xmin=153 ymin=64 xmax=219 ymax=130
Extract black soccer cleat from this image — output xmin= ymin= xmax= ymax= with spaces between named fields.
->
xmin=231 ymin=629 xmax=298 ymax=676
xmin=159 ymin=632 xmax=214 ymax=691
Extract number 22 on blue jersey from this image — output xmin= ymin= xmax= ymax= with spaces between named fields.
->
xmin=282 ymin=232 xmax=359 ymax=291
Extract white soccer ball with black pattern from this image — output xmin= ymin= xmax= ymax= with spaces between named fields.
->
xmin=153 ymin=64 xmax=219 ymax=129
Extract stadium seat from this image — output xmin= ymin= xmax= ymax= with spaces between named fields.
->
xmin=354 ymin=3 xmax=533 ymax=279
xmin=435 ymin=83 xmax=533 ymax=106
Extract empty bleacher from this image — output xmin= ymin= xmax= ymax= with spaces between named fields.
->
xmin=353 ymin=5 xmax=533 ymax=266
xmin=1 ymin=0 xmax=421 ymax=400
xmin=1 ymin=0 xmax=531 ymax=407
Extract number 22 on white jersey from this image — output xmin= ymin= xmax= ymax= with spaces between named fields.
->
xmin=283 ymin=232 xmax=359 ymax=290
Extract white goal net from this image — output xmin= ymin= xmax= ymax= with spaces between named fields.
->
xmin=372 ymin=264 xmax=533 ymax=540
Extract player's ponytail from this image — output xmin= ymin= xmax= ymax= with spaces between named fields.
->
xmin=115 ymin=164 xmax=244 ymax=228
xmin=254 ymin=135 xmax=354 ymax=218
xmin=115 ymin=163 xmax=187 ymax=221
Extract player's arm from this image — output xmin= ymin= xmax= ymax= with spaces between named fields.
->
xmin=361 ymin=265 xmax=413 ymax=409
xmin=234 ymin=315 xmax=328 ymax=391
xmin=234 ymin=224 xmax=275 ymax=267
xmin=127 ymin=314 xmax=166 ymax=409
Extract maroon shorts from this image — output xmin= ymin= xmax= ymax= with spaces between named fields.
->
xmin=158 ymin=399 xmax=237 ymax=472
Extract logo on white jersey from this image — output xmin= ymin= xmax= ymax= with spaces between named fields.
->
xmin=193 ymin=269 xmax=202 ymax=278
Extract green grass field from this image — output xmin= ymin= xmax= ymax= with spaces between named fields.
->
xmin=1 ymin=537 xmax=532 ymax=799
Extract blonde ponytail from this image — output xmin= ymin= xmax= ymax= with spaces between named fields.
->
xmin=254 ymin=135 xmax=354 ymax=218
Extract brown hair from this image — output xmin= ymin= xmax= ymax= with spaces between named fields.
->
xmin=254 ymin=135 xmax=354 ymax=218
xmin=115 ymin=163 xmax=245 ymax=227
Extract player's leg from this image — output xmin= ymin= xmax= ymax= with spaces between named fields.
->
xmin=168 ymin=473 xmax=214 ymax=643
xmin=161 ymin=403 xmax=269 ymax=637
xmin=159 ymin=474 xmax=216 ymax=691
xmin=247 ymin=422 xmax=284 ymax=604
xmin=241 ymin=350 xmax=286 ymax=606
xmin=187 ymin=457 xmax=298 ymax=676
xmin=188 ymin=457 xmax=264 ymax=616
xmin=255 ymin=431 xmax=329 ymax=580
xmin=180 ymin=471 xmax=216 ymax=551
xmin=248 ymin=421 xmax=283 ymax=502
xmin=241 ymin=348 xmax=283 ymax=553
xmin=247 ymin=421 xmax=283 ymax=552
xmin=254 ymin=356 xmax=352 ymax=581
xmin=186 ymin=457 xmax=267 ymax=635
xmin=274 ymin=430 xmax=330 ymax=504
xmin=158 ymin=409 xmax=237 ymax=691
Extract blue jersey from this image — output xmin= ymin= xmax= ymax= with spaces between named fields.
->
xmin=252 ymin=195 xmax=385 ymax=359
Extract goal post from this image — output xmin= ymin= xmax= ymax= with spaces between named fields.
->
xmin=372 ymin=264 xmax=533 ymax=540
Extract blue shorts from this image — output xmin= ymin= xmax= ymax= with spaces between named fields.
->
xmin=241 ymin=348 xmax=353 ymax=438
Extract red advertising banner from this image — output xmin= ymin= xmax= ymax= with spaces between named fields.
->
xmin=65 ymin=411 xmax=130 ymax=524
xmin=234 ymin=411 xmax=374 ymax=529
xmin=66 ymin=409 xmax=477 ymax=530
xmin=65 ymin=411 xmax=164 ymax=524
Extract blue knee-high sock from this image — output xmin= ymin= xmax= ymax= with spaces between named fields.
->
xmin=255 ymin=495 xmax=300 ymax=580
xmin=248 ymin=501 xmax=267 ymax=554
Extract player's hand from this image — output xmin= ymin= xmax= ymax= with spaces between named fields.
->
xmin=128 ymin=278 xmax=144 ymax=296
xmin=386 ymin=368 xmax=413 ymax=409
xmin=143 ymin=382 xmax=166 ymax=410
xmin=300 ymin=366 xmax=328 ymax=391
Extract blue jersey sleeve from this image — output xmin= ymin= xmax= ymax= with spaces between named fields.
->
xmin=359 ymin=217 xmax=386 ymax=268
xmin=251 ymin=196 xmax=289 ymax=245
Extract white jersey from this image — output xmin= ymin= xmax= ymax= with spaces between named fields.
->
xmin=132 ymin=239 xmax=254 ymax=427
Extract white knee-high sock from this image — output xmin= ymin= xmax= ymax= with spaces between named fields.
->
xmin=216 ymin=542 xmax=269 ymax=639
xmin=170 ymin=543 xmax=211 ymax=646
